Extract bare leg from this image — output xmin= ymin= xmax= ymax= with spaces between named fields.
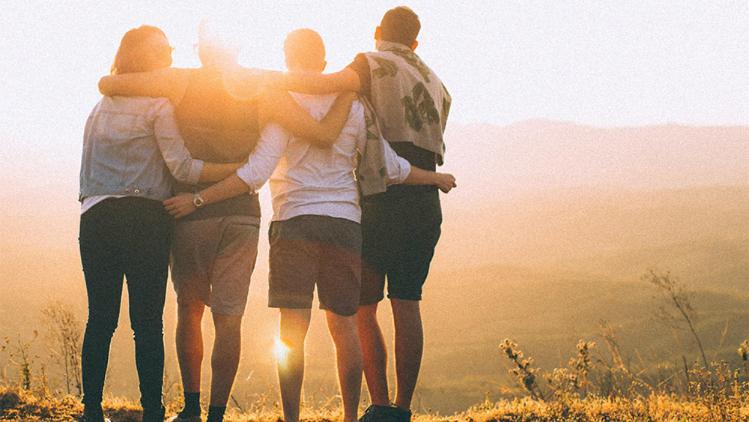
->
xmin=209 ymin=313 xmax=243 ymax=407
xmin=278 ymin=308 xmax=311 ymax=422
xmin=356 ymin=303 xmax=390 ymax=406
xmin=176 ymin=301 xmax=205 ymax=394
xmin=326 ymin=311 xmax=363 ymax=422
xmin=391 ymin=299 xmax=423 ymax=411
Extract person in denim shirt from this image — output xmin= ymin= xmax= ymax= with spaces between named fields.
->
xmin=77 ymin=25 xmax=240 ymax=422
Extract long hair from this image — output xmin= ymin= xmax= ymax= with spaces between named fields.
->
xmin=111 ymin=25 xmax=171 ymax=75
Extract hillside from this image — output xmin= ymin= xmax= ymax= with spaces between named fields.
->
xmin=443 ymin=121 xmax=749 ymax=194
xmin=0 ymin=121 xmax=747 ymax=414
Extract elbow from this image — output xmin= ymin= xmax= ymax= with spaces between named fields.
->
xmin=235 ymin=167 xmax=260 ymax=192
xmin=173 ymin=160 xmax=203 ymax=184
xmin=239 ymin=176 xmax=261 ymax=193
xmin=172 ymin=172 xmax=194 ymax=184
xmin=98 ymin=77 xmax=111 ymax=96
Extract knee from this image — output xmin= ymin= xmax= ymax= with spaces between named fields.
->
xmin=279 ymin=309 xmax=311 ymax=348
xmin=131 ymin=317 xmax=163 ymax=341
xmin=280 ymin=324 xmax=308 ymax=351
xmin=280 ymin=328 xmax=307 ymax=350
xmin=213 ymin=314 xmax=243 ymax=338
xmin=327 ymin=313 xmax=359 ymax=337
xmin=356 ymin=304 xmax=379 ymax=326
xmin=85 ymin=317 xmax=118 ymax=338
xmin=178 ymin=302 xmax=205 ymax=322
xmin=390 ymin=299 xmax=421 ymax=318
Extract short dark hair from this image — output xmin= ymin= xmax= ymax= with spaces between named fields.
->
xmin=111 ymin=25 xmax=171 ymax=75
xmin=284 ymin=28 xmax=326 ymax=72
xmin=380 ymin=6 xmax=421 ymax=46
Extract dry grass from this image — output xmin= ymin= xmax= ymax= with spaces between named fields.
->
xmin=2 ymin=386 xmax=749 ymax=421
xmin=456 ymin=395 xmax=749 ymax=421
xmin=2 ymin=273 xmax=748 ymax=421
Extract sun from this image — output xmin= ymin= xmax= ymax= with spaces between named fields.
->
xmin=273 ymin=337 xmax=291 ymax=366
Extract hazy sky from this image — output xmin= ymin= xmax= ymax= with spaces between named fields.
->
xmin=1 ymin=1 xmax=748 ymax=191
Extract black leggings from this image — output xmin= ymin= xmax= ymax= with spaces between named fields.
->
xmin=79 ymin=197 xmax=173 ymax=412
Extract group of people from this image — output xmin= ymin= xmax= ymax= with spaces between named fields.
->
xmin=78 ymin=6 xmax=454 ymax=422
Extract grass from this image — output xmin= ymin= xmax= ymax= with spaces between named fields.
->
xmin=2 ymin=386 xmax=749 ymax=421
xmin=2 ymin=272 xmax=748 ymax=421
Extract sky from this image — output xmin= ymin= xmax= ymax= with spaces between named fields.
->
xmin=0 ymin=1 xmax=748 ymax=194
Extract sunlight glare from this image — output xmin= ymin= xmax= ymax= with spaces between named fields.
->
xmin=273 ymin=337 xmax=290 ymax=366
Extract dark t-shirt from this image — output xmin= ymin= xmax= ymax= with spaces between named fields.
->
xmin=348 ymin=54 xmax=438 ymax=197
xmin=175 ymin=68 xmax=262 ymax=220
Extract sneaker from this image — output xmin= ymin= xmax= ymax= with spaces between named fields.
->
xmin=359 ymin=404 xmax=412 ymax=422
xmin=391 ymin=407 xmax=412 ymax=422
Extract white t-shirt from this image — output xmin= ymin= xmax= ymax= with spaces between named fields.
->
xmin=236 ymin=93 xmax=411 ymax=223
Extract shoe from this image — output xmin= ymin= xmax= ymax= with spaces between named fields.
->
xmin=391 ymin=407 xmax=412 ymax=422
xmin=359 ymin=404 xmax=411 ymax=422
xmin=167 ymin=412 xmax=202 ymax=422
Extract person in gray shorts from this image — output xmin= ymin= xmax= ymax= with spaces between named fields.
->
xmin=164 ymin=29 xmax=455 ymax=422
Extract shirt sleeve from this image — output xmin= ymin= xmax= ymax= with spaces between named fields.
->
xmin=152 ymin=99 xmax=204 ymax=184
xmin=235 ymin=123 xmax=289 ymax=191
xmin=381 ymin=138 xmax=412 ymax=185
xmin=353 ymin=100 xmax=410 ymax=185
xmin=347 ymin=53 xmax=371 ymax=99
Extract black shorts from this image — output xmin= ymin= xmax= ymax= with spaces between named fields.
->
xmin=268 ymin=215 xmax=362 ymax=316
xmin=360 ymin=189 xmax=442 ymax=304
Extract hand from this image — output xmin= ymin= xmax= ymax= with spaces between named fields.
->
xmin=163 ymin=193 xmax=197 ymax=219
xmin=434 ymin=172 xmax=457 ymax=193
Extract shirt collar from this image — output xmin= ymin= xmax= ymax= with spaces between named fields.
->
xmin=376 ymin=40 xmax=412 ymax=53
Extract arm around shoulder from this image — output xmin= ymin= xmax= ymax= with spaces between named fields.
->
xmin=99 ymin=67 xmax=189 ymax=104
xmin=260 ymin=90 xmax=357 ymax=147
xmin=278 ymin=67 xmax=361 ymax=95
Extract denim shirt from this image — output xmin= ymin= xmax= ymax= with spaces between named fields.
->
xmin=79 ymin=96 xmax=204 ymax=202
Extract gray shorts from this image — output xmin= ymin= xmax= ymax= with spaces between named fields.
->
xmin=268 ymin=215 xmax=362 ymax=316
xmin=171 ymin=215 xmax=260 ymax=316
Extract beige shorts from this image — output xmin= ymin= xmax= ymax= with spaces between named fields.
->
xmin=171 ymin=215 xmax=260 ymax=316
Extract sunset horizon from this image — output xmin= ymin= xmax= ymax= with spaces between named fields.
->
xmin=1 ymin=2 xmax=748 ymax=421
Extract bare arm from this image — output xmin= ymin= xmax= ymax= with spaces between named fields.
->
xmin=403 ymin=167 xmax=456 ymax=193
xmin=276 ymin=68 xmax=362 ymax=95
xmin=197 ymin=162 xmax=244 ymax=183
xmin=225 ymin=66 xmax=361 ymax=96
xmin=375 ymin=125 xmax=458 ymax=193
xmin=163 ymin=123 xmax=289 ymax=218
xmin=164 ymin=174 xmax=251 ymax=218
xmin=222 ymin=65 xmax=358 ymax=146
xmin=259 ymin=89 xmax=356 ymax=147
xmin=98 ymin=68 xmax=190 ymax=105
